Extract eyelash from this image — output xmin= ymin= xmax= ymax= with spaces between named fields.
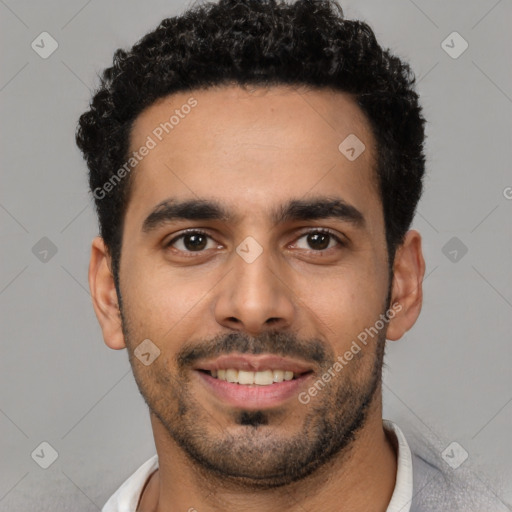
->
xmin=164 ymin=228 xmax=345 ymax=256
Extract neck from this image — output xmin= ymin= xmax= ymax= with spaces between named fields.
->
xmin=140 ymin=391 xmax=397 ymax=512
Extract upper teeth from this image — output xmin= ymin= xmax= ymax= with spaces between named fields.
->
xmin=211 ymin=369 xmax=295 ymax=385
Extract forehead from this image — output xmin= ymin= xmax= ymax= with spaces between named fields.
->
xmin=125 ymin=85 xmax=380 ymax=228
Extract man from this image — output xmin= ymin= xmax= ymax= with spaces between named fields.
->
xmin=76 ymin=0 xmax=505 ymax=510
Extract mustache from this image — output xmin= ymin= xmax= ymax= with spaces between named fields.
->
xmin=176 ymin=330 xmax=332 ymax=370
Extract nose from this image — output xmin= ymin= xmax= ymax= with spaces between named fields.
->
xmin=213 ymin=247 xmax=296 ymax=336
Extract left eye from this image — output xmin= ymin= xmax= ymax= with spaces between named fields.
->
xmin=293 ymin=230 xmax=342 ymax=251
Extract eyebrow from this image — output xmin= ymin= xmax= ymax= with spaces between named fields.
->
xmin=141 ymin=196 xmax=365 ymax=234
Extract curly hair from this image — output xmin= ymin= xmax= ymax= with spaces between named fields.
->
xmin=76 ymin=0 xmax=426 ymax=287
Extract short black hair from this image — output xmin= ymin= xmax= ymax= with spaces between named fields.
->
xmin=76 ymin=0 xmax=426 ymax=288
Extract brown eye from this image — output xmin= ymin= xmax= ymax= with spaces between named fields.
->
xmin=181 ymin=233 xmax=208 ymax=251
xmin=166 ymin=230 xmax=215 ymax=252
xmin=306 ymin=232 xmax=330 ymax=250
xmin=294 ymin=229 xmax=343 ymax=252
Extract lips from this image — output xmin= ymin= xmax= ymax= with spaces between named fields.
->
xmin=194 ymin=354 xmax=314 ymax=374
xmin=193 ymin=354 xmax=314 ymax=409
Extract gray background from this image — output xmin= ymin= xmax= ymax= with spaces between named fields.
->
xmin=1 ymin=0 xmax=511 ymax=509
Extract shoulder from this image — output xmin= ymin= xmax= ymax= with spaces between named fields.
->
xmin=402 ymin=427 xmax=510 ymax=512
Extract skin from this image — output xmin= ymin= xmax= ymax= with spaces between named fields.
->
xmin=89 ymin=85 xmax=425 ymax=512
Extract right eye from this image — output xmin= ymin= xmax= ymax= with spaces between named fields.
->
xmin=165 ymin=230 xmax=220 ymax=254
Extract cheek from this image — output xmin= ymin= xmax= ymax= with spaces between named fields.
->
xmin=301 ymin=259 xmax=387 ymax=351
xmin=121 ymin=263 xmax=214 ymax=344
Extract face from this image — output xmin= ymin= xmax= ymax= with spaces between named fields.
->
xmin=91 ymin=85 xmax=422 ymax=488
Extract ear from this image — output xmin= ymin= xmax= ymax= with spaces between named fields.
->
xmin=88 ymin=236 xmax=126 ymax=350
xmin=386 ymin=230 xmax=426 ymax=341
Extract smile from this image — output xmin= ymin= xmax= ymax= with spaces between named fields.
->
xmin=193 ymin=354 xmax=315 ymax=409
xmin=204 ymin=368 xmax=303 ymax=386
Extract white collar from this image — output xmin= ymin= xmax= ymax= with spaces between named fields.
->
xmin=102 ymin=419 xmax=413 ymax=512
xmin=102 ymin=453 xmax=159 ymax=512
xmin=383 ymin=419 xmax=413 ymax=512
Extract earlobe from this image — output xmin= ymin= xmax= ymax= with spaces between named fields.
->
xmin=88 ymin=236 xmax=126 ymax=350
xmin=386 ymin=230 xmax=426 ymax=341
